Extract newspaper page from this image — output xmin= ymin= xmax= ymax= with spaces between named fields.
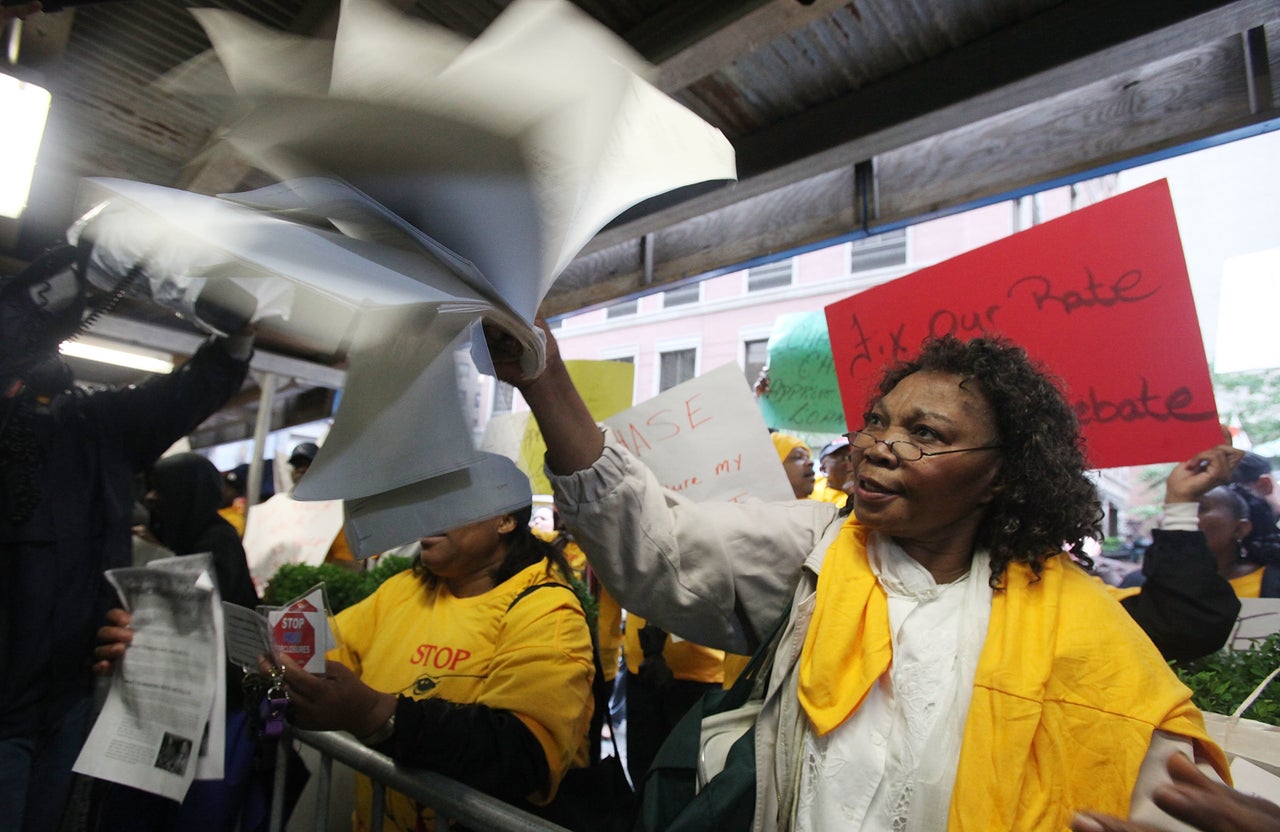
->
xmin=73 ymin=562 xmax=219 ymax=801
xmin=146 ymin=554 xmax=227 ymax=781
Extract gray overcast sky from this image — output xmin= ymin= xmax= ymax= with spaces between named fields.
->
xmin=1117 ymin=129 xmax=1280 ymax=370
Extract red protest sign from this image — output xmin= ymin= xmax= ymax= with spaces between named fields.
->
xmin=824 ymin=180 xmax=1220 ymax=469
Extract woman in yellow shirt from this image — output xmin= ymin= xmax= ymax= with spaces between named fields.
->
xmin=1208 ymin=484 xmax=1280 ymax=598
xmin=269 ymin=458 xmax=595 ymax=831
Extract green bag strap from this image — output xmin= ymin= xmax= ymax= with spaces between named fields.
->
xmin=638 ymin=604 xmax=790 ymax=832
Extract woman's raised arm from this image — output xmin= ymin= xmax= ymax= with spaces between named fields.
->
xmin=484 ymin=320 xmax=604 ymax=475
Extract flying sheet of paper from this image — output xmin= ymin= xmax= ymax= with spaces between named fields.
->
xmin=177 ymin=0 xmax=735 ymax=321
xmin=291 ymin=309 xmax=484 ymax=501
xmin=602 ymin=363 xmax=794 ymax=503
xmin=86 ymin=178 xmax=496 ymax=307
xmin=74 ymin=0 xmax=738 ymax=535
xmin=344 ymin=452 xmax=537 ymax=556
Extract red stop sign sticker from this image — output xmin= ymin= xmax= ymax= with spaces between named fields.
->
xmin=272 ymin=598 xmax=317 ymax=665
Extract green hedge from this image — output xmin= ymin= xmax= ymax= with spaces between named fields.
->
xmin=1175 ymin=632 xmax=1280 ymax=725
xmin=262 ymin=555 xmax=415 ymax=612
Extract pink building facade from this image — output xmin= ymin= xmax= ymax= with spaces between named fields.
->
xmin=537 ymin=186 xmax=1093 ymax=406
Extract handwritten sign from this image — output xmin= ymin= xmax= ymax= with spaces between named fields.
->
xmin=824 ymin=180 xmax=1221 ymax=468
xmin=602 ymin=363 xmax=794 ymax=503
xmin=757 ymin=311 xmax=845 ymax=434
xmin=482 ymin=360 xmax=635 ymax=494
xmin=241 ymin=495 xmax=344 ymax=593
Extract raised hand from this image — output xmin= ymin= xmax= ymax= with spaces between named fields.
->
xmin=1165 ymin=445 xmax=1245 ymax=504
xmin=1072 ymin=753 xmax=1280 ymax=832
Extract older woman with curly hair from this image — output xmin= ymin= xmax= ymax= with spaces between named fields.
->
xmin=488 ymin=324 xmax=1228 ymax=832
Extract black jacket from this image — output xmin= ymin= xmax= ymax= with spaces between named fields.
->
xmin=0 ymin=338 xmax=249 ymax=739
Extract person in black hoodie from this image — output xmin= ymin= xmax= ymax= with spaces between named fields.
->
xmin=143 ymin=453 xmax=260 ymax=614
xmin=94 ymin=452 xmax=272 ymax=832
xmin=0 ymin=244 xmax=253 ymax=832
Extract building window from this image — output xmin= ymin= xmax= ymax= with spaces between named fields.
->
xmin=547 ymin=317 xmax=564 ymax=330
xmin=743 ymin=339 xmax=769 ymax=385
xmin=606 ymin=299 xmax=639 ymax=318
xmin=492 ymin=380 xmax=514 ymax=414
xmin=747 ymin=260 xmax=793 ymax=292
xmin=662 ymin=282 xmax=701 ymax=308
xmin=850 ymin=228 xmax=907 ymax=272
xmin=658 ymin=348 xmax=696 ymax=392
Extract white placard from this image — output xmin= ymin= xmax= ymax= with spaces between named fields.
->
xmin=242 ymin=495 xmax=344 ymax=593
xmin=602 ymin=363 xmax=794 ymax=504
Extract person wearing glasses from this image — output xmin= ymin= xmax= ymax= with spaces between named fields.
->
xmin=486 ymin=323 xmax=1227 ymax=832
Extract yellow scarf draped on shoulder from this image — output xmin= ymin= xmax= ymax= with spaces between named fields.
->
xmin=796 ymin=517 xmax=1228 ymax=828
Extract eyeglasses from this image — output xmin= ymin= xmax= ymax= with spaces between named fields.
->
xmin=845 ymin=430 xmax=1001 ymax=462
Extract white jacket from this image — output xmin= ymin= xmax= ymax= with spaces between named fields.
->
xmin=551 ymin=438 xmax=842 ymax=831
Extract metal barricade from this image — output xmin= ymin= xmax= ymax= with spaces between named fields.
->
xmin=271 ymin=727 xmax=571 ymax=832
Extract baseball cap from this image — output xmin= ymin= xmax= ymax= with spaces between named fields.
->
xmin=223 ymin=463 xmax=251 ymax=495
xmin=1232 ymin=451 xmax=1272 ymax=484
xmin=819 ymin=436 xmax=850 ymax=461
xmin=288 ymin=442 xmax=320 ymax=466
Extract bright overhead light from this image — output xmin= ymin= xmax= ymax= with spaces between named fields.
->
xmin=0 ymin=72 xmax=50 ymax=219
xmin=60 ymin=337 xmax=175 ymax=374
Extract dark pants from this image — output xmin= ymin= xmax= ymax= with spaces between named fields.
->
xmin=624 ymin=671 xmax=718 ymax=786
xmin=0 ymin=695 xmax=93 ymax=832
xmin=93 ymin=710 xmax=259 ymax=832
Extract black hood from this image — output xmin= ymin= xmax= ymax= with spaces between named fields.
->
xmin=147 ymin=452 xmax=223 ymax=555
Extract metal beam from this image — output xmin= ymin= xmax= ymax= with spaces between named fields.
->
xmin=87 ymin=314 xmax=348 ymax=389
xmin=582 ymin=0 xmax=1280 ymax=259
xmin=653 ymin=0 xmax=850 ymax=93
xmin=543 ymin=29 xmax=1279 ymax=317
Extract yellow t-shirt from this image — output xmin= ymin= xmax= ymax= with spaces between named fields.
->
xmin=808 ymin=483 xmax=848 ymax=508
xmin=323 ymin=529 xmax=358 ymax=568
xmin=529 ymin=528 xmax=624 ymax=680
xmin=331 ymin=562 xmax=594 ymax=831
xmin=721 ymin=652 xmax=752 ymax=688
xmin=1229 ymin=565 xmax=1266 ymax=599
xmin=217 ymin=504 xmax=246 ymax=536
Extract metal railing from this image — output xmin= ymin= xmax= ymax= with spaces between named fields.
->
xmin=271 ymin=727 xmax=571 ymax=832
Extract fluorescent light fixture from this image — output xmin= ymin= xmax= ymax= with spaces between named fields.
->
xmin=0 ymin=73 xmax=51 ymax=219
xmin=60 ymin=337 xmax=175 ymax=374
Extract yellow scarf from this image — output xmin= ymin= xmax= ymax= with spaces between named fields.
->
xmin=797 ymin=519 xmax=887 ymax=734
xmin=796 ymin=518 xmax=1229 ymax=826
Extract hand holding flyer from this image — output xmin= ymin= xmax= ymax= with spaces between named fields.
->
xmin=73 ymin=557 xmax=223 ymax=801
xmin=224 ymin=584 xmax=339 ymax=676
xmin=265 ymin=585 xmax=338 ymax=675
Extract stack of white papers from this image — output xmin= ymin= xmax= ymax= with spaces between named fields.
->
xmin=75 ymin=0 xmax=735 ymax=548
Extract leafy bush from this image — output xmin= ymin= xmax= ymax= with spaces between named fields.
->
xmin=262 ymin=554 xmax=415 ymax=613
xmin=1175 ymin=631 xmax=1280 ymax=725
